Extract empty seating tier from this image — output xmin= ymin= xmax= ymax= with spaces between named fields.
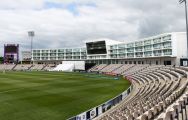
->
xmin=88 ymin=65 xmax=188 ymax=120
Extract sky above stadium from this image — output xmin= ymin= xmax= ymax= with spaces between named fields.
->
xmin=0 ymin=0 xmax=186 ymax=56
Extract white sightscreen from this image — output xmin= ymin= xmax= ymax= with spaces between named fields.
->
xmin=62 ymin=61 xmax=85 ymax=70
xmin=53 ymin=64 xmax=74 ymax=72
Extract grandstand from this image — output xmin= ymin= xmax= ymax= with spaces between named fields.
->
xmin=89 ymin=64 xmax=188 ymax=120
xmin=0 ymin=64 xmax=55 ymax=71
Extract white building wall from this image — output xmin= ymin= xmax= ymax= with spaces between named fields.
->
xmin=172 ymin=32 xmax=187 ymax=65
xmin=171 ymin=32 xmax=187 ymax=58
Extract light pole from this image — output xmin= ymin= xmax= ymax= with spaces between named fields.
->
xmin=180 ymin=0 xmax=188 ymax=58
xmin=28 ymin=31 xmax=35 ymax=64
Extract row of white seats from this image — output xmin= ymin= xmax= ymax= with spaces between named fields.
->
xmin=89 ymin=64 xmax=107 ymax=72
xmin=0 ymin=64 xmax=55 ymax=71
xmin=95 ymin=65 xmax=188 ymax=120
xmin=101 ymin=64 xmax=123 ymax=73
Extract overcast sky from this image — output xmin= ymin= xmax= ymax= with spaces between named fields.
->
xmin=0 ymin=0 xmax=186 ymax=56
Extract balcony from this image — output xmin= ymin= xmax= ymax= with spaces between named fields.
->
xmin=144 ymin=40 xmax=152 ymax=45
xmin=118 ymin=44 xmax=126 ymax=49
xmin=154 ymin=53 xmax=162 ymax=56
xmin=58 ymin=57 xmax=64 ymax=60
xmin=135 ymin=55 xmax=143 ymax=58
xmin=73 ymin=57 xmax=80 ymax=59
xmin=41 ymin=57 xmax=48 ymax=60
xmin=33 ymin=50 xmax=40 ymax=53
xmin=81 ymin=57 xmax=86 ymax=59
xmin=145 ymin=54 xmax=152 ymax=57
xmin=127 ymin=48 xmax=134 ymax=53
xmin=58 ymin=49 xmax=64 ymax=52
xmin=135 ymin=42 xmax=143 ymax=47
xmin=65 ymin=49 xmax=72 ymax=53
xmin=135 ymin=49 xmax=143 ymax=52
xmin=127 ymin=55 xmax=134 ymax=58
xmin=153 ymin=47 xmax=162 ymax=50
xmin=33 ymin=57 xmax=40 ymax=60
xmin=119 ymin=51 xmax=126 ymax=54
xmin=153 ymin=38 xmax=161 ymax=44
xmin=144 ymin=48 xmax=152 ymax=51
xmin=33 ymin=54 xmax=40 ymax=56
xmin=41 ymin=51 xmax=49 ymax=53
xmin=162 ymin=35 xmax=171 ymax=42
xmin=42 ymin=53 xmax=48 ymax=56
xmin=119 ymin=55 xmax=126 ymax=58
xmin=50 ymin=50 xmax=56 ymax=53
xmin=58 ymin=53 xmax=64 ymax=56
xmin=163 ymin=49 xmax=172 ymax=55
xmin=163 ymin=52 xmax=172 ymax=55
xmin=73 ymin=50 xmax=80 ymax=53
xmin=127 ymin=43 xmax=134 ymax=48
xmin=110 ymin=55 xmax=117 ymax=58
xmin=110 ymin=52 xmax=118 ymax=54
xmin=127 ymin=53 xmax=134 ymax=58
xmin=110 ymin=46 xmax=117 ymax=50
xmin=163 ymin=46 xmax=172 ymax=49
xmin=50 ymin=54 xmax=56 ymax=57
xmin=81 ymin=49 xmax=86 ymax=52
xmin=127 ymin=51 xmax=134 ymax=53
xmin=66 ymin=57 xmax=72 ymax=60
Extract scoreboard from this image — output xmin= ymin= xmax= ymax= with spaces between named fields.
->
xmin=4 ymin=45 xmax=18 ymax=53
xmin=4 ymin=44 xmax=19 ymax=63
xmin=86 ymin=41 xmax=107 ymax=55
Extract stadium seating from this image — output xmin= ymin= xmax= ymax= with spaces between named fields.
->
xmin=101 ymin=64 xmax=123 ymax=73
xmin=0 ymin=64 xmax=56 ymax=71
xmin=111 ymin=64 xmax=135 ymax=74
xmin=0 ymin=64 xmax=16 ymax=70
xmin=30 ymin=64 xmax=46 ymax=71
xmin=42 ymin=64 xmax=56 ymax=71
xmin=13 ymin=64 xmax=32 ymax=71
xmin=88 ymin=65 xmax=188 ymax=120
xmin=89 ymin=64 xmax=107 ymax=72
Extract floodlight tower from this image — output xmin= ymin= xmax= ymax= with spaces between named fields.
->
xmin=180 ymin=0 xmax=188 ymax=58
xmin=28 ymin=31 xmax=35 ymax=64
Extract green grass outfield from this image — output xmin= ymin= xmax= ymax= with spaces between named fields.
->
xmin=0 ymin=71 xmax=130 ymax=120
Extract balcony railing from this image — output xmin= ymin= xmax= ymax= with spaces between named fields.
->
xmin=163 ymin=52 xmax=172 ymax=55
xmin=153 ymin=38 xmax=161 ymax=44
xmin=144 ymin=48 xmax=152 ymax=51
xmin=154 ymin=54 xmax=162 ymax=56
xmin=144 ymin=41 xmax=152 ymax=45
xmin=136 ymin=55 xmax=143 ymax=57
xmin=127 ymin=44 xmax=134 ymax=48
xmin=153 ymin=47 xmax=161 ymax=50
xmin=163 ymin=46 xmax=172 ymax=48
xmin=135 ymin=49 xmax=143 ymax=52
xmin=145 ymin=54 xmax=152 ymax=57
xmin=135 ymin=43 xmax=143 ymax=47
xmin=127 ymin=55 xmax=134 ymax=58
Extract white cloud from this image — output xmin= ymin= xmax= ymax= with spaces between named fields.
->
xmin=0 ymin=0 xmax=44 ymax=9
xmin=0 ymin=0 xmax=186 ymax=57
xmin=46 ymin=0 xmax=91 ymax=4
